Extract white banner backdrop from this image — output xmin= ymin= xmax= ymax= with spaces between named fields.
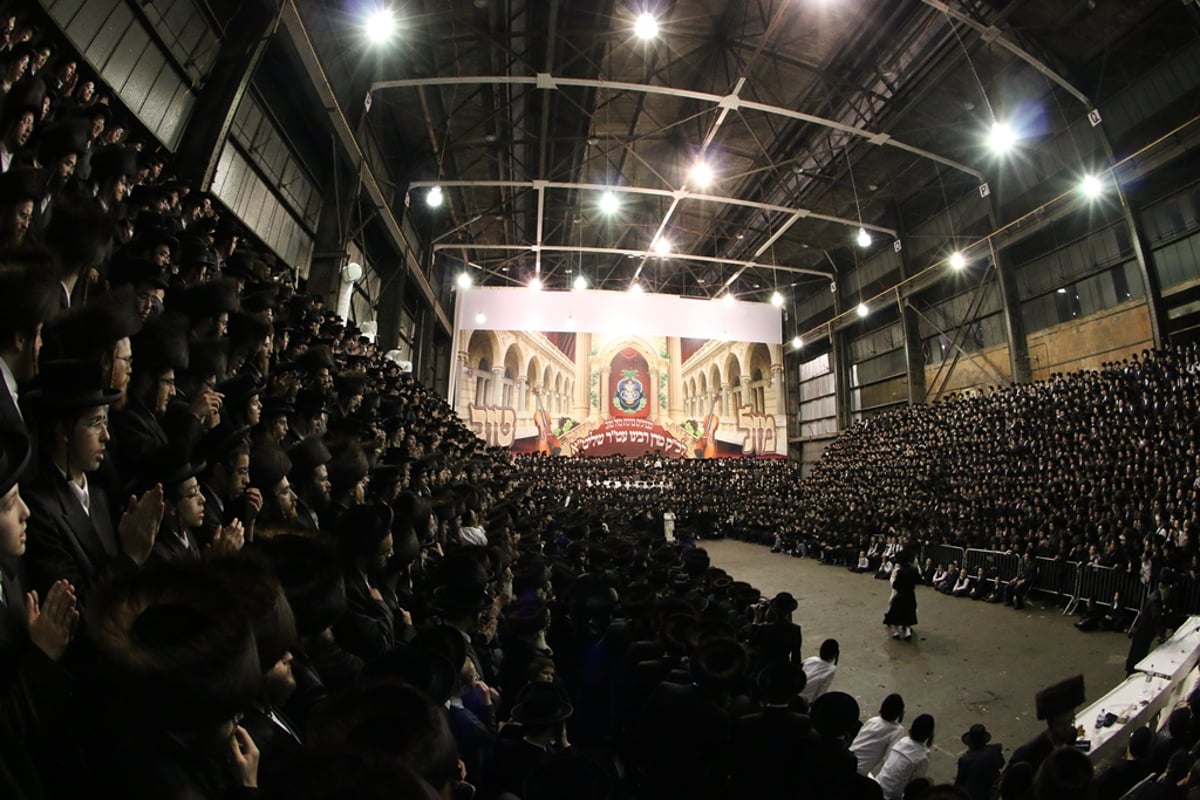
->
xmin=455 ymin=287 xmax=782 ymax=344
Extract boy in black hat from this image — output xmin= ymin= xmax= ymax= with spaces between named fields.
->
xmin=955 ymin=723 xmax=1005 ymax=800
xmin=22 ymin=359 xmax=164 ymax=605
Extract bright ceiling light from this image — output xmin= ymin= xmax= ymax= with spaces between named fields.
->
xmin=1080 ymin=174 xmax=1104 ymax=199
xmin=950 ymin=251 xmax=966 ymax=270
xmin=456 ymin=272 xmax=472 ymax=288
xmin=856 ymin=302 xmax=869 ymax=318
xmin=856 ymin=227 xmax=872 ymax=248
xmin=529 ymin=276 xmax=542 ymax=291
xmin=690 ymin=161 xmax=714 ymax=189
xmin=771 ymin=290 xmax=784 ymax=307
xmin=653 ymin=237 xmax=672 ymax=255
xmin=988 ymin=120 xmax=1017 ymax=154
xmin=573 ymin=274 xmax=588 ymax=290
xmin=634 ymin=12 xmax=658 ymax=39
xmin=426 ymin=185 xmax=444 ymax=208
xmin=629 ymin=282 xmax=643 ymax=295
xmin=792 ymin=336 xmax=803 ymax=350
xmin=474 ymin=312 xmax=486 ymax=325
xmin=722 ymin=293 xmax=735 ymax=306
xmin=599 ymin=190 xmax=620 ymax=215
xmin=365 ymin=7 xmax=397 ymax=44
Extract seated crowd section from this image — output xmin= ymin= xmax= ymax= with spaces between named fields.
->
xmin=3 ymin=4 xmax=1200 ymax=800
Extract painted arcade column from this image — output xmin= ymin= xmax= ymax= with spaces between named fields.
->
xmin=667 ymin=337 xmax=683 ymax=422
xmin=771 ymin=363 xmax=786 ymax=415
xmin=516 ymin=376 xmax=528 ymax=413
xmin=574 ymin=332 xmax=591 ymax=421
xmin=740 ymin=375 xmax=753 ymax=412
xmin=721 ymin=382 xmax=733 ymax=417
xmin=491 ymin=367 xmax=504 ymax=406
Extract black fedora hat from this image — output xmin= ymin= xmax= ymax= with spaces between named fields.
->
xmin=216 ymin=373 xmax=265 ymax=406
xmin=0 ymin=166 xmax=43 ymax=205
xmin=961 ymin=723 xmax=992 ymax=747
xmin=410 ymin=623 xmax=468 ymax=672
xmin=130 ymin=442 xmax=205 ymax=497
xmin=510 ymin=682 xmax=573 ymax=727
xmin=432 ymin=582 xmax=493 ymax=616
xmin=37 ymin=116 xmax=90 ymax=163
xmin=33 ymin=358 xmax=121 ymax=409
xmin=109 ymin=254 xmax=169 ymax=291
xmin=361 ymin=644 xmax=458 ymax=706
xmin=90 ymin=145 xmax=138 ymax=184
xmin=197 ymin=423 xmax=251 ymax=467
xmin=0 ymin=428 xmax=31 ymax=498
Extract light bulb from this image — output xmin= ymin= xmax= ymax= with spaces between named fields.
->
xmin=988 ymin=120 xmax=1017 ymax=154
xmin=653 ymin=237 xmax=671 ymax=255
xmin=634 ymin=12 xmax=658 ymax=39
xmin=529 ymin=276 xmax=542 ymax=291
xmin=770 ymin=290 xmax=784 ymax=307
xmin=456 ymin=272 xmax=472 ymax=288
xmin=950 ymin=251 xmax=966 ymax=270
xmin=365 ymin=8 xmax=397 ymax=43
xmin=629 ymin=282 xmax=643 ymax=295
xmin=1081 ymin=174 xmax=1103 ymax=199
xmin=599 ymin=190 xmax=619 ymax=215
xmin=690 ymin=161 xmax=713 ymax=188
xmin=474 ymin=312 xmax=486 ymax=325
xmin=722 ymin=293 xmax=734 ymax=306
xmin=856 ymin=302 xmax=869 ymax=318
xmin=792 ymin=336 xmax=803 ymax=349
xmin=573 ymin=274 xmax=587 ymax=290
xmin=426 ymin=185 xmax=444 ymax=208
xmin=856 ymin=227 xmax=872 ymax=248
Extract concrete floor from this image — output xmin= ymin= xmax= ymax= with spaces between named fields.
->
xmin=704 ymin=539 xmax=1130 ymax=783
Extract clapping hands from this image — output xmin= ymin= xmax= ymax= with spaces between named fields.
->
xmin=26 ymin=580 xmax=78 ymax=661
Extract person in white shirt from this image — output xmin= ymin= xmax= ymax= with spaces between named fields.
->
xmin=800 ymin=638 xmax=839 ymax=704
xmin=850 ymin=693 xmax=906 ymax=776
xmin=875 ymin=713 xmax=935 ymax=800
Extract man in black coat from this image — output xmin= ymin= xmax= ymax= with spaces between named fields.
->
xmin=955 ymin=724 xmax=1005 ymax=800
xmin=0 ymin=267 xmax=56 ymax=436
xmin=22 ymin=359 xmax=162 ymax=606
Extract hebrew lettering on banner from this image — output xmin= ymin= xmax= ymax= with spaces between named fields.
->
xmin=736 ymin=405 xmax=779 ymax=456
xmin=467 ymin=405 xmax=517 ymax=447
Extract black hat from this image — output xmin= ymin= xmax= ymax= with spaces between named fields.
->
xmin=1035 ymin=675 xmax=1085 ymax=721
xmin=510 ymin=682 xmax=573 ymax=727
xmin=289 ymin=437 xmax=331 ymax=477
xmin=260 ymin=394 xmax=294 ymax=420
xmin=197 ymin=423 xmax=251 ymax=467
xmin=689 ymin=637 xmax=747 ymax=688
xmin=131 ymin=443 xmax=205 ymax=497
xmin=79 ymin=102 xmax=112 ymax=125
xmin=432 ymin=582 xmax=493 ymax=616
xmin=0 ymin=166 xmax=43 ymax=206
xmin=173 ymin=277 xmax=240 ymax=320
xmin=216 ymin=373 xmax=265 ymax=406
xmin=44 ymin=196 xmax=111 ymax=268
xmin=180 ymin=236 xmax=217 ymax=268
xmin=810 ymin=691 xmax=861 ymax=738
xmin=85 ymin=563 xmax=262 ymax=728
xmin=293 ymin=388 xmax=329 ymax=417
xmin=362 ymin=645 xmax=457 ymax=706
xmin=0 ymin=76 xmax=43 ymax=128
xmin=33 ymin=358 xmax=121 ymax=409
xmin=90 ymin=146 xmax=138 ymax=184
xmin=109 ymin=255 xmax=169 ymax=291
xmin=770 ymin=591 xmax=798 ymax=614
xmin=250 ymin=443 xmax=291 ymax=491
xmin=504 ymin=601 xmax=551 ymax=637
xmin=224 ymin=252 xmax=259 ymax=282
xmin=43 ymin=287 xmax=142 ymax=361
xmin=38 ymin=117 xmax=90 ymax=163
xmin=411 ymin=623 xmax=468 ymax=672
xmin=0 ymin=428 xmax=31 ymax=498
xmin=131 ymin=313 xmax=189 ymax=374
xmin=256 ymin=535 xmax=347 ymax=637
xmin=336 ymin=503 xmax=394 ymax=561
xmin=961 ymin=723 xmax=992 ymax=747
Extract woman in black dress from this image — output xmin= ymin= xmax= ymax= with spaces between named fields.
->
xmin=884 ymin=548 xmax=920 ymax=641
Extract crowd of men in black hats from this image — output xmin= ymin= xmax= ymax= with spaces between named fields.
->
xmin=4 ymin=3 xmax=1200 ymax=800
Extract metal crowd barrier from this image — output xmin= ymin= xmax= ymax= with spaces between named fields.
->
xmin=1076 ymin=563 xmax=1148 ymax=614
xmin=923 ymin=544 xmax=966 ymax=571
xmin=1031 ymin=557 xmax=1080 ymax=614
xmin=962 ymin=548 xmax=1022 ymax=584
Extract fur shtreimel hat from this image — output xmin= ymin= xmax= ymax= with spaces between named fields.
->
xmin=85 ymin=563 xmax=262 ymax=728
xmin=255 ymin=534 xmax=347 ymax=637
xmin=1035 ymin=674 xmax=1085 ymax=721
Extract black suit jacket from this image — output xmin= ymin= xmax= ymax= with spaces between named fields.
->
xmin=23 ymin=469 xmax=129 ymax=605
xmin=109 ymin=402 xmax=168 ymax=486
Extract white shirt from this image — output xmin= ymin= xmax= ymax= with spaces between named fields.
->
xmin=850 ymin=716 xmax=906 ymax=776
xmin=874 ymin=736 xmax=930 ymax=800
xmin=0 ymin=357 xmax=20 ymax=421
xmin=800 ymin=656 xmax=836 ymax=703
xmin=459 ymin=525 xmax=487 ymax=547
xmin=56 ymin=466 xmax=90 ymax=515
